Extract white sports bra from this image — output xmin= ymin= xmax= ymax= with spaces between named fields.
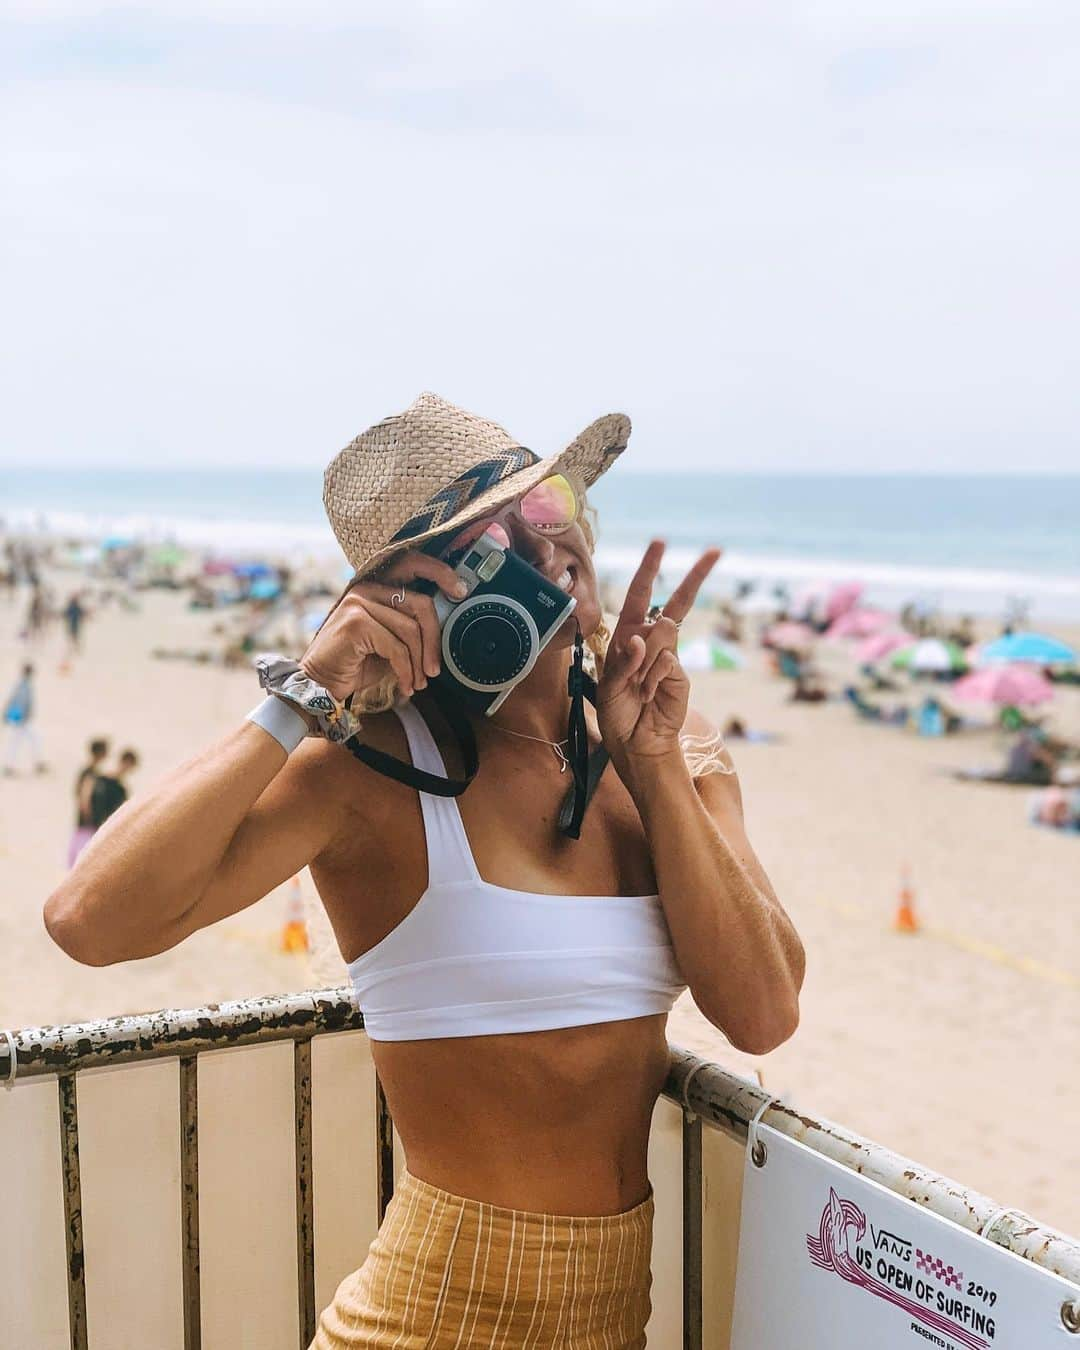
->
xmin=346 ymin=700 xmax=687 ymax=1041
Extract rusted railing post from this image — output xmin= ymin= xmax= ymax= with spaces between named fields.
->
xmin=682 ymin=1111 xmax=703 ymax=1350
xmin=295 ymin=1039 xmax=316 ymax=1347
xmin=179 ymin=1056 xmax=201 ymax=1350
xmin=58 ymin=1074 xmax=88 ymax=1350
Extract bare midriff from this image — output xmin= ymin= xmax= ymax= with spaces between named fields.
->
xmin=311 ymin=701 xmax=672 ymax=1217
xmin=370 ymin=1014 xmax=671 ymax=1215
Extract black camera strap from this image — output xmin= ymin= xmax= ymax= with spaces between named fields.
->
xmin=558 ymin=628 xmax=609 ymax=839
xmin=342 ymin=680 xmax=478 ymax=796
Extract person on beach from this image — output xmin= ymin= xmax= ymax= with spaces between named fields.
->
xmin=723 ymin=716 xmax=778 ymax=744
xmin=1 ymin=541 xmax=16 ymax=603
xmin=2 ymin=663 xmax=46 ymax=776
xmin=21 ymin=583 xmax=47 ymax=644
xmin=1004 ymin=730 xmax=1059 ymax=786
xmin=44 ymin=393 xmax=803 ymax=1349
xmin=1029 ymin=786 xmax=1080 ymax=832
xmin=790 ymin=670 xmax=827 ymax=703
xmin=68 ymin=737 xmax=109 ymax=866
xmin=60 ymin=591 xmax=88 ymax=669
xmin=88 ymin=749 xmax=140 ymax=831
xmin=953 ymin=729 xmax=1061 ymax=786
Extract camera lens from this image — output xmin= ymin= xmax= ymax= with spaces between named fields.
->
xmin=447 ymin=601 xmax=532 ymax=687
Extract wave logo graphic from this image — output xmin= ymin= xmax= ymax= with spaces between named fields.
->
xmin=806 ymin=1188 xmax=989 ymax=1350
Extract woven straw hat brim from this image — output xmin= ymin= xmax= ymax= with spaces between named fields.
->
xmin=333 ymin=410 xmax=630 ymax=577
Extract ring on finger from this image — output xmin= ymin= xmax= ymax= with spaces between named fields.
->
xmin=390 ymin=586 xmax=407 ymax=609
xmin=647 ymin=605 xmax=682 ymax=631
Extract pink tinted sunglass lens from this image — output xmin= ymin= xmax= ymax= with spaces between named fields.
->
xmin=518 ymin=474 xmax=577 ymax=532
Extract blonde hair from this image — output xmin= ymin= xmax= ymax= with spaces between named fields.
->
xmin=350 ymin=498 xmax=731 ymax=778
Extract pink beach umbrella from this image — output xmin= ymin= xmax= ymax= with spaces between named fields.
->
xmin=825 ymin=608 xmax=893 ymax=640
xmin=765 ymin=621 xmax=816 ymax=651
xmin=950 ymin=664 xmax=1055 ymax=707
xmin=856 ymin=630 xmax=911 ymax=664
xmin=825 ymin=581 xmax=864 ymax=623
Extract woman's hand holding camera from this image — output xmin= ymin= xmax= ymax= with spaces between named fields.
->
xmin=597 ymin=540 xmax=722 ymax=768
xmin=300 ymin=552 xmax=466 ymax=703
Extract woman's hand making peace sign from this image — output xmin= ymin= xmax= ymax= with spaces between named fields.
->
xmin=596 ymin=540 xmax=722 ymax=766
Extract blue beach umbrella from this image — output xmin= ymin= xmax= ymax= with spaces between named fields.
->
xmin=978 ymin=633 xmax=1077 ymax=666
xmin=248 ymin=577 xmax=282 ymax=601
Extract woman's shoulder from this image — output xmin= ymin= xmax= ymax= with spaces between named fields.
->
xmin=281 ymin=706 xmax=420 ymax=824
xmin=299 ymin=707 xmax=436 ymax=883
xmin=284 ymin=707 xmax=410 ymax=788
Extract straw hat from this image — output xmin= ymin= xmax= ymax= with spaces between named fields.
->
xmin=324 ymin=392 xmax=630 ymax=575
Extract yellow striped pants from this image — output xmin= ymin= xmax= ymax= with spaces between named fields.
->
xmin=311 ymin=1168 xmax=654 ymax=1348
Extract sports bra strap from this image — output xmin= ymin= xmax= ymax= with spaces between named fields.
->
xmin=390 ymin=701 xmax=481 ymax=885
xmin=344 ymin=681 xmax=477 ymax=797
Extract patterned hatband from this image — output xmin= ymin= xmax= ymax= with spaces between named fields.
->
xmin=388 ymin=445 xmax=541 ymax=547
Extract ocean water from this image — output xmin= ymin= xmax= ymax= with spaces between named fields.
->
xmin=2 ymin=468 xmax=1079 ymax=621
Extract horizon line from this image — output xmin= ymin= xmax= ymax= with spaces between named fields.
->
xmin=4 ymin=464 xmax=1080 ymax=479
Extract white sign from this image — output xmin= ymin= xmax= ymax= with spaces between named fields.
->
xmin=732 ymin=1124 xmax=1080 ymax=1349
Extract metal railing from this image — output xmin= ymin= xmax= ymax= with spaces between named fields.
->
xmin=4 ymin=987 xmax=1079 ymax=1349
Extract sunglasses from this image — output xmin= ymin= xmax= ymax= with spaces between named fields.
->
xmin=434 ymin=472 xmax=583 ymax=560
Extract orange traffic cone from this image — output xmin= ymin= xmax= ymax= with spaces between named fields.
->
xmin=280 ymin=875 xmax=309 ymax=953
xmin=893 ymin=866 xmax=920 ymax=934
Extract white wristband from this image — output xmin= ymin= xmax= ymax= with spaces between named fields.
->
xmin=246 ymin=695 xmax=310 ymax=754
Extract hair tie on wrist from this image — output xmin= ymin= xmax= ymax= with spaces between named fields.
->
xmin=254 ymin=653 xmax=362 ymax=744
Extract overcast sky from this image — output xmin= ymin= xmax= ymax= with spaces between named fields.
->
xmin=2 ymin=2 xmax=1078 ymax=473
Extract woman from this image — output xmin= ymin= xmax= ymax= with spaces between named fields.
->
xmin=44 ymin=394 xmax=804 ymax=1348
xmin=2 ymin=662 xmax=46 ymax=776
xmin=68 ymin=736 xmax=109 ymax=866
xmin=88 ymin=747 xmax=140 ymax=827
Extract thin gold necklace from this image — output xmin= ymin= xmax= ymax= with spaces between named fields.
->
xmin=488 ymin=721 xmax=570 ymax=772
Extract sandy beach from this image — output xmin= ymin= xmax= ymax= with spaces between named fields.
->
xmin=2 ymin=558 xmax=1078 ymax=1238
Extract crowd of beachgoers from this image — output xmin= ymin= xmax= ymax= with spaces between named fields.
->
xmin=4 ymin=526 xmax=1080 ymax=857
xmin=706 ymin=581 xmax=1080 ymax=831
xmin=2 ymin=524 xmax=1079 ymax=1235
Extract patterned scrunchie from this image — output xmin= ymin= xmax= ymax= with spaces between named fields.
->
xmin=254 ymin=653 xmax=363 ymax=745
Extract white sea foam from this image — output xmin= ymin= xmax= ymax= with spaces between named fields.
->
xmin=5 ymin=507 xmax=337 ymax=559
xmin=610 ymin=545 xmax=1080 ymax=603
xmin=7 ymin=506 xmax=1080 ymax=620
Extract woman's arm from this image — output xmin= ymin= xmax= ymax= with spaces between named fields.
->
xmin=595 ymin=540 xmax=803 ymax=1055
xmin=43 ymin=720 xmax=348 ymax=966
xmin=622 ymin=709 xmax=804 ymax=1055
xmin=44 ymin=545 xmax=467 ymax=968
